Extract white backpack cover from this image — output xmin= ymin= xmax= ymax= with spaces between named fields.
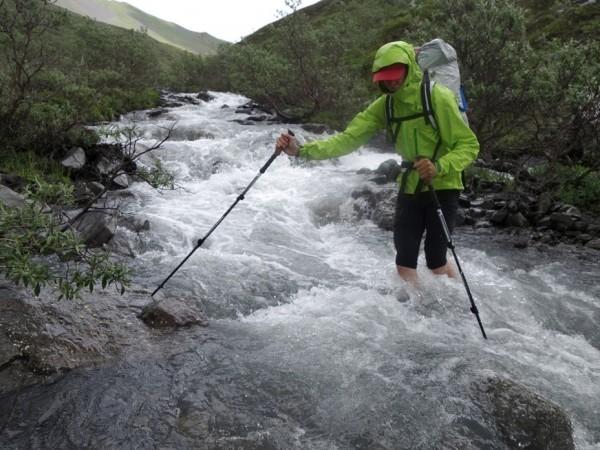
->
xmin=417 ymin=38 xmax=469 ymax=125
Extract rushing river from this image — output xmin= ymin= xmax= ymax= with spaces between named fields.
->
xmin=2 ymin=92 xmax=600 ymax=449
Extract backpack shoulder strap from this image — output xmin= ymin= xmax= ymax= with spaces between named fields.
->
xmin=385 ymin=94 xmax=429 ymax=145
xmin=421 ymin=70 xmax=438 ymax=130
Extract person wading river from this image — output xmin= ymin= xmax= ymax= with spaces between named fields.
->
xmin=276 ymin=40 xmax=479 ymax=286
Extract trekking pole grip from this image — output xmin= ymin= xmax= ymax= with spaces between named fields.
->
xmin=261 ymin=129 xmax=295 ymax=173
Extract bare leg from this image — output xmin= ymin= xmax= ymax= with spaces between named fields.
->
xmin=397 ymin=265 xmax=419 ymax=286
xmin=431 ymin=262 xmax=458 ymax=279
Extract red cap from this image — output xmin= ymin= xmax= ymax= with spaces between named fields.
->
xmin=372 ymin=64 xmax=407 ymax=82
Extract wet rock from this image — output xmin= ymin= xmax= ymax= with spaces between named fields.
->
xmin=147 ymin=108 xmax=169 ymax=118
xmin=536 ymin=191 xmax=554 ymax=216
xmin=585 ymin=239 xmax=600 ymax=250
xmin=507 ymin=212 xmax=529 ymax=228
xmin=88 ymin=181 xmax=106 ymax=196
xmin=197 ymin=91 xmax=215 ymax=102
xmin=112 ymin=174 xmax=129 ymax=189
xmin=119 ymin=215 xmax=151 ymax=233
xmin=490 ymin=207 xmax=508 ymax=225
xmin=0 ymin=185 xmax=26 ymax=208
xmin=513 ymin=236 xmax=529 ymax=249
xmin=374 ymin=159 xmax=401 ymax=183
xmin=577 ymin=233 xmax=593 ymax=244
xmin=369 ymin=174 xmax=389 ymax=185
xmin=232 ymin=119 xmax=255 ymax=126
xmin=0 ymin=283 xmax=153 ymax=393
xmin=96 ymin=156 xmax=118 ymax=176
xmin=587 ymin=223 xmax=600 ymax=236
xmin=61 ymin=147 xmax=86 ymax=170
xmin=475 ymin=220 xmax=492 ymax=229
xmin=350 ymin=184 xmax=392 ymax=211
xmin=170 ymin=127 xmax=215 ymax=141
xmin=561 ymin=205 xmax=581 ymax=219
xmin=73 ymin=181 xmax=95 ymax=204
xmin=349 ymin=184 xmax=397 ymax=229
xmin=372 ymin=194 xmax=397 ymax=231
xmin=549 ymin=213 xmax=575 ymax=231
xmin=234 ymin=100 xmax=273 ymax=116
xmin=74 ymin=211 xmax=117 ymax=247
xmin=469 ymin=208 xmax=487 ymax=219
xmin=105 ymin=231 xmax=135 ymax=258
xmin=162 ymin=101 xmax=184 ymax=108
xmin=247 ymin=115 xmax=270 ymax=122
xmin=140 ymin=297 xmax=209 ymax=328
xmin=171 ymin=94 xmax=200 ymax=105
xmin=471 ymin=377 xmax=575 ymax=450
xmin=455 ymin=208 xmax=466 ymax=226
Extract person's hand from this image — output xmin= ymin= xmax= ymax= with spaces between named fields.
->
xmin=414 ymin=158 xmax=437 ymax=184
xmin=276 ymin=132 xmax=299 ymax=156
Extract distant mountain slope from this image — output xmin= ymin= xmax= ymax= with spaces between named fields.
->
xmin=55 ymin=0 xmax=227 ymax=55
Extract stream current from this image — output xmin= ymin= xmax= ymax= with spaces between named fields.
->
xmin=2 ymin=92 xmax=600 ymax=449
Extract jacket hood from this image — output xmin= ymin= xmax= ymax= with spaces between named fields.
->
xmin=372 ymin=41 xmax=422 ymax=94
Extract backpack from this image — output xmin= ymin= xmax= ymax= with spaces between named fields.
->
xmin=417 ymin=38 xmax=468 ymax=126
xmin=385 ymin=38 xmax=468 ymax=143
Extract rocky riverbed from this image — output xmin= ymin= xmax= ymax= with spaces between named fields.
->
xmin=1 ymin=91 xmax=599 ymax=449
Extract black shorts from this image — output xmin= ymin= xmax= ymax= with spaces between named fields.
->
xmin=393 ymin=189 xmax=460 ymax=270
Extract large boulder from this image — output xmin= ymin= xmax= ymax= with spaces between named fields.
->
xmin=0 ymin=283 xmax=154 ymax=395
xmin=471 ymin=377 xmax=575 ymax=450
xmin=350 ymin=184 xmax=397 ymax=230
xmin=74 ymin=211 xmax=117 ymax=247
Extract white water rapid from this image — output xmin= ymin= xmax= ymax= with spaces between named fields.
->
xmin=110 ymin=92 xmax=600 ymax=449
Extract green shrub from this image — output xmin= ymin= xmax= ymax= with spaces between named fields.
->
xmin=555 ymin=165 xmax=600 ymax=213
xmin=0 ymin=184 xmax=129 ymax=300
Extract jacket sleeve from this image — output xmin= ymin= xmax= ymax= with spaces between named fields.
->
xmin=299 ymin=96 xmax=386 ymax=160
xmin=431 ymin=86 xmax=479 ymax=175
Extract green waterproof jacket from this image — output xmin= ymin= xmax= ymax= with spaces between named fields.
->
xmin=298 ymin=41 xmax=480 ymax=194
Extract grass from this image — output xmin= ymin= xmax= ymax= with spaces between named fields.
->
xmin=0 ymin=150 xmax=73 ymax=187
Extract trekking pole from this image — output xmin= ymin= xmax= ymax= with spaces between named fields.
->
xmin=428 ymin=184 xmax=488 ymax=339
xmin=151 ymin=130 xmax=294 ymax=297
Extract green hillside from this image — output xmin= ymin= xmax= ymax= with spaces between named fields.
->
xmin=55 ymin=0 xmax=227 ymax=55
xmin=0 ymin=0 xmax=208 ymax=154
xmin=199 ymin=0 xmax=599 ymax=212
